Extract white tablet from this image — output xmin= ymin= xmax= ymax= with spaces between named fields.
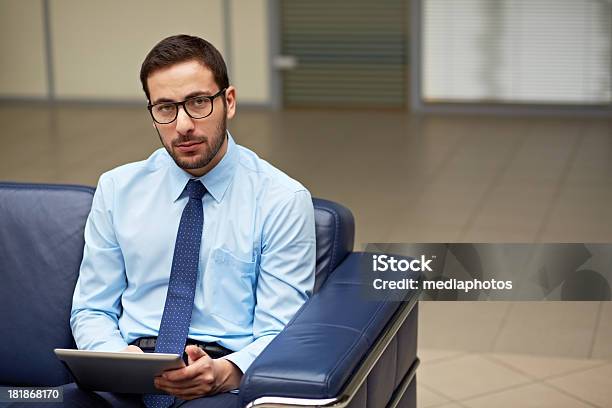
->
xmin=54 ymin=348 xmax=184 ymax=394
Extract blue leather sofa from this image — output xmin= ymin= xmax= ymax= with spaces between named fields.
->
xmin=0 ymin=182 xmax=420 ymax=408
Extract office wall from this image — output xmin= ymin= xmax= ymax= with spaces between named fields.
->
xmin=51 ymin=0 xmax=224 ymax=101
xmin=230 ymin=0 xmax=270 ymax=104
xmin=0 ymin=0 xmax=272 ymax=105
xmin=0 ymin=0 xmax=47 ymax=98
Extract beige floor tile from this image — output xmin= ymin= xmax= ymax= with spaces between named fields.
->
xmin=458 ymin=225 xmax=539 ymax=243
xmin=386 ymin=223 xmax=464 ymax=243
xmin=486 ymin=353 xmax=605 ymax=380
xmin=565 ymin=124 xmax=612 ymax=186
xmin=501 ymin=129 xmax=578 ymax=185
xmin=419 ymin=302 xmax=511 ymax=351
xmin=540 ymin=187 xmax=612 ymax=242
xmin=462 ymin=383 xmax=593 ymax=408
xmin=548 ymin=186 xmax=612 ymax=217
xmin=460 ymin=183 xmax=556 ymax=238
xmin=428 ymin=404 xmax=466 ymax=408
xmin=418 ymin=354 xmax=530 ymax=401
xmin=0 ymin=143 xmax=52 ymax=174
xmin=538 ymin=223 xmax=612 ymax=243
xmin=419 ymin=349 xmax=466 ymax=365
xmin=418 ymin=383 xmax=450 ymax=407
xmin=493 ymin=302 xmax=599 ymax=358
xmin=566 ymin=160 xmax=612 ymax=187
xmin=354 ymin=217 xmax=398 ymax=247
xmin=432 ymin=159 xmax=501 ymax=186
xmin=546 ymin=363 xmax=612 ymax=408
xmin=463 ymin=206 xmax=548 ymax=235
xmin=503 ymin=153 xmax=571 ymax=185
xmin=391 ymin=200 xmax=477 ymax=232
xmin=343 ymin=193 xmax=417 ymax=246
xmin=591 ymin=302 xmax=612 ymax=359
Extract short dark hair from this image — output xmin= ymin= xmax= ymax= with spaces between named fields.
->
xmin=140 ymin=34 xmax=229 ymax=101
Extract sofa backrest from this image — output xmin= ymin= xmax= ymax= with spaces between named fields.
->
xmin=312 ymin=198 xmax=355 ymax=292
xmin=0 ymin=183 xmax=95 ymax=386
xmin=0 ymin=183 xmax=355 ymax=386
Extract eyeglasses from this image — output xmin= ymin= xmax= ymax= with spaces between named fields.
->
xmin=147 ymin=88 xmax=227 ymax=124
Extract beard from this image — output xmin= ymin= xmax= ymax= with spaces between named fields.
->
xmin=157 ymin=106 xmax=227 ymax=171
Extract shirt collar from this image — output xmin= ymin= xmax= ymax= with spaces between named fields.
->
xmin=167 ymin=131 xmax=238 ymax=203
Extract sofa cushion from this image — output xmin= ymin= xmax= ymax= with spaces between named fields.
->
xmin=0 ymin=183 xmax=94 ymax=386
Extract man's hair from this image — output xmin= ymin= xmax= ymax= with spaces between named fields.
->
xmin=140 ymin=34 xmax=229 ymax=101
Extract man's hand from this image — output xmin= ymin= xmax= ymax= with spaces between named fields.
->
xmin=122 ymin=345 xmax=144 ymax=353
xmin=154 ymin=345 xmax=242 ymax=400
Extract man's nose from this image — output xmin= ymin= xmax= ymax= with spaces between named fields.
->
xmin=175 ymin=106 xmax=195 ymax=134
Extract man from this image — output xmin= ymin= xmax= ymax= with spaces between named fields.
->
xmin=67 ymin=34 xmax=316 ymax=407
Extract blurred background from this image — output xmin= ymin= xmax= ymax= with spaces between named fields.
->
xmin=1 ymin=1 xmax=611 ymax=407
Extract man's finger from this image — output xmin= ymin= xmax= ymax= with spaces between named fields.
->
xmin=163 ymin=354 xmax=212 ymax=382
xmin=155 ymin=376 xmax=202 ymax=390
xmin=122 ymin=345 xmax=144 ymax=353
xmin=162 ymin=366 xmax=196 ymax=382
xmin=185 ymin=345 xmax=208 ymax=365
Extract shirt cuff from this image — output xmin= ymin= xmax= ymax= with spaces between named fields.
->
xmin=222 ymin=335 xmax=276 ymax=374
xmin=223 ymin=350 xmax=254 ymax=375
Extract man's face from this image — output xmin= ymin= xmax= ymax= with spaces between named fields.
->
xmin=147 ymin=60 xmax=236 ymax=176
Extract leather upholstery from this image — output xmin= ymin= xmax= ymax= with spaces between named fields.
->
xmin=0 ymin=183 xmax=95 ymax=386
xmin=312 ymin=198 xmax=354 ymax=292
xmin=239 ymin=253 xmax=420 ymax=406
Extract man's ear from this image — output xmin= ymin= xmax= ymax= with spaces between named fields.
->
xmin=225 ymin=86 xmax=236 ymax=120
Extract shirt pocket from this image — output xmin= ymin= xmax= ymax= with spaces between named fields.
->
xmin=206 ymin=247 xmax=257 ymax=326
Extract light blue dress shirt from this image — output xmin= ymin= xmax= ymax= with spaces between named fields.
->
xmin=70 ymin=133 xmax=316 ymax=374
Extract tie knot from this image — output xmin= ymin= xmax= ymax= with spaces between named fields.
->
xmin=185 ymin=179 xmax=206 ymax=200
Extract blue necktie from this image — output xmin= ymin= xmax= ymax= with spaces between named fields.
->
xmin=144 ymin=179 xmax=206 ymax=408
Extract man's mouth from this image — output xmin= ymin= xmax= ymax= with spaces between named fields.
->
xmin=175 ymin=140 xmax=204 ymax=153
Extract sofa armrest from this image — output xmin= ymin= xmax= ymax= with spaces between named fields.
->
xmin=239 ymin=252 xmax=421 ymax=407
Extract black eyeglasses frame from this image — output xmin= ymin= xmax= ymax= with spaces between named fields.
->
xmin=147 ymin=88 xmax=227 ymax=124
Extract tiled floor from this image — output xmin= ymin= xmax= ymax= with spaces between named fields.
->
xmin=1 ymin=104 xmax=611 ymax=407
xmin=3 ymin=106 xmax=611 ymax=246
xmin=418 ymin=301 xmax=612 ymax=407
xmin=418 ymin=350 xmax=611 ymax=408
xmin=418 ymin=301 xmax=611 ymax=360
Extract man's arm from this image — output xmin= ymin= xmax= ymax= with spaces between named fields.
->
xmin=70 ymin=174 xmax=129 ymax=351
xmin=224 ymin=189 xmax=316 ymax=373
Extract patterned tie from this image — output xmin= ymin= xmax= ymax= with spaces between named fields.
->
xmin=144 ymin=179 xmax=206 ymax=408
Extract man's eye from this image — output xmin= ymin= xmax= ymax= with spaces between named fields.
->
xmin=156 ymin=104 xmax=174 ymax=113
xmin=192 ymin=97 xmax=207 ymax=106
